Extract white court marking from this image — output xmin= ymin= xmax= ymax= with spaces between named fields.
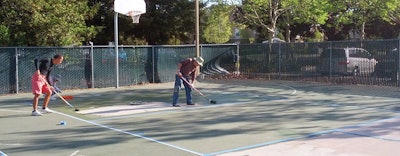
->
xmin=52 ymin=111 xmax=204 ymax=156
xmin=69 ymin=150 xmax=81 ymax=156
xmin=0 ymin=109 xmax=27 ymax=113
xmin=0 ymin=150 xmax=8 ymax=156
xmin=3 ymin=82 xmax=398 ymax=156
xmin=77 ymin=102 xmax=174 ymax=117
xmin=89 ymin=83 xmax=297 ymax=121
xmin=0 ymin=143 xmax=23 ymax=146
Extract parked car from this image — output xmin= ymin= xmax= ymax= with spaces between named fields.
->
xmin=316 ymin=47 xmax=377 ymax=76
xmin=373 ymin=48 xmax=399 ymax=79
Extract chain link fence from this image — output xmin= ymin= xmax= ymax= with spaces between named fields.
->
xmin=233 ymin=39 xmax=400 ymax=86
xmin=1 ymin=40 xmax=399 ymax=95
xmin=0 ymin=44 xmax=237 ymax=94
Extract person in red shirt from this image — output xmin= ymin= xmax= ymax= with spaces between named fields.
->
xmin=172 ymin=57 xmax=204 ymax=107
xmin=31 ymin=54 xmax=64 ymax=116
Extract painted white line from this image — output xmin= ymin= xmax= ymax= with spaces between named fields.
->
xmin=0 ymin=109 xmax=27 ymax=113
xmin=53 ymin=111 xmax=203 ymax=156
xmin=276 ymin=83 xmax=297 ymax=95
xmin=0 ymin=143 xmax=23 ymax=146
xmin=69 ymin=150 xmax=80 ymax=156
xmin=92 ymin=101 xmax=256 ymax=122
xmin=205 ymin=129 xmax=337 ymax=156
xmin=0 ymin=150 xmax=8 ymax=156
xmin=93 ymin=98 xmax=294 ymax=122
xmin=338 ymin=130 xmax=400 ymax=142
xmin=206 ymin=115 xmax=400 ymax=156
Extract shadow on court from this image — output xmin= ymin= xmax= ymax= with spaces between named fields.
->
xmin=1 ymin=79 xmax=399 ymax=156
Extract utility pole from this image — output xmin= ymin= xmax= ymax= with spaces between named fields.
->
xmin=195 ymin=0 xmax=200 ymax=57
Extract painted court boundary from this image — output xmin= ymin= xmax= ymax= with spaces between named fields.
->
xmin=203 ymin=95 xmax=400 ymax=155
xmin=52 ymin=111 xmax=204 ymax=156
xmin=90 ymin=101 xmax=256 ymax=122
xmin=0 ymin=150 xmax=7 ymax=156
xmin=3 ymin=83 xmax=398 ymax=156
xmin=89 ymin=82 xmax=298 ymax=122
xmin=83 ymin=82 xmax=296 ymax=122
xmin=58 ymin=106 xmax=400 ymax=156
xmin=204 ymin=115 xmax=400 ymax=156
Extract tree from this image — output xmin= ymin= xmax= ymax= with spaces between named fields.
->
xmin=0 ymin=25 xmax=10 ymax=46
xmin=0 ymin=0 xmax=99 ymax=46
xmin=234 ymin=0 xmax=292 ymax=41
xmin=381 ymin=0 xmax=400 ymax=39
xmin=203 ymin=3 xmax=233 ymax=43
xmin=386 ymin=2 xmax=400 ymax=25
xmin=330 ymin=0 xmax=397 ymax=40
xmin=137 ymin=0 xmax=200 ymax=45
xmin=234 ymin=0 xmax=333 ymax=42
xmin=86 ymin=0 xmax=115 ymax=45
xmin=280 ymin=0 xmax=331 ymax=42
xmin=87 ymin=0 xmax=203 ymax=45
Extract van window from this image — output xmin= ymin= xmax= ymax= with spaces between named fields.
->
xmin=320 ymin=49 xmax=345 ymax=58
xmin=332 ymin=49 xmax=345 ymax=58
xmin=349 ymin=49 xmax=370 ymax=58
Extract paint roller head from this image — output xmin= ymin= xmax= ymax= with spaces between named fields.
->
xmin=62 ymin=95 xmax=74 ymax=100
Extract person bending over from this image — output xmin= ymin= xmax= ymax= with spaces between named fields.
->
xmin=31 ymin=54 xmax=64 ymax=116
xmin=172 ymin=57 xmax=204 ymax=107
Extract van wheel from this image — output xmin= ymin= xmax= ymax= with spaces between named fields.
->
xmin=353 ymin=68 xmax=360 ymax=76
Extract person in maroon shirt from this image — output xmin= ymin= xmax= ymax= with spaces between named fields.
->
xmin=172 ymin=57 xmax=204 ymax=107
xmin=31 ymin=54 xmax=64 ymax=116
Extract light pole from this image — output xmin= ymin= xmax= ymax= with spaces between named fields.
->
xmin=195 ymin=0 xmax=200 ymax=57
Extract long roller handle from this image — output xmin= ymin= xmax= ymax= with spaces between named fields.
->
xmin=38 ymin=75 xmax=75 ymax=109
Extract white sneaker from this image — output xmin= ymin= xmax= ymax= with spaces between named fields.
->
xmin=32 ymin=110 xmax=42 ymax=116
xmin=41 ymin=107 xmax=53 ymax=113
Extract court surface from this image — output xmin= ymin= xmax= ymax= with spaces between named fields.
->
xmin=1 ymin=79 xmax=400 ymax=156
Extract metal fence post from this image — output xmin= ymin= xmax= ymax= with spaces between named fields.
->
xmin=90 ymin=42 xmax=94 ymax=88
xmin=236 ymin=41 xmax=240 ymax=76
xmin=114 ymin=12 xmax=119 ymax=88
xmin=329 ymin=42 xmax=333 ymax=79
xmin=278 ymin=43 xmax=281 ymax=79
xmin=15 ymin=47 xmax=19 ymax=94
xmin=152 ymin=46 xmax=155 ymax=83
xmin=398 ymin=39 xmax=400 ymax=87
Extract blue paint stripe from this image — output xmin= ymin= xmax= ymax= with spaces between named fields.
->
xmin=338 ymin=130 xmax=400 ymax=142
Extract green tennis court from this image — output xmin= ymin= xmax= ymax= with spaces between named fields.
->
xmin=1 ymin=79 xmax=400 ymax=156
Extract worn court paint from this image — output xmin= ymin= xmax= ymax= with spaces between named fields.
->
xmin=206 ymin=115 xmax=400 ymax=156
xmin=52 ymin=111 xmax=204 ymax=156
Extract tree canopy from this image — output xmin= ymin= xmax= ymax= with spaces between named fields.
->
xmin=0 ymin=0 xmax=98 ymax=46
xmin=203 ymin=3 xmax=234 ymax=43
xmin=234 ymin=0 xmax=400 ymax=41
xmin=0 ymin=0 xmax=399 ymax=46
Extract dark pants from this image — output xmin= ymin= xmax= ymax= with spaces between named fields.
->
xmin=172 ymin=75 xmax=192 ymax=105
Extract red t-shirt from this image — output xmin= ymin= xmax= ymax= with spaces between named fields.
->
xmin=179 ymin=58 xmax=197 ymax=80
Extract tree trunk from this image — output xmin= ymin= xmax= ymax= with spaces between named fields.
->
xmin=361 ymin=22 xmax=366 ymax=40
xmin=285 ymin=23 xmax=290 ymax=43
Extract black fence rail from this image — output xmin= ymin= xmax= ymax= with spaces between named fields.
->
xmin=1 ymin=40 xmax=399 ymax=95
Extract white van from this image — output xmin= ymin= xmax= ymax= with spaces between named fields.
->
xmin=316 ymin=47 xmax=377 ymax=76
